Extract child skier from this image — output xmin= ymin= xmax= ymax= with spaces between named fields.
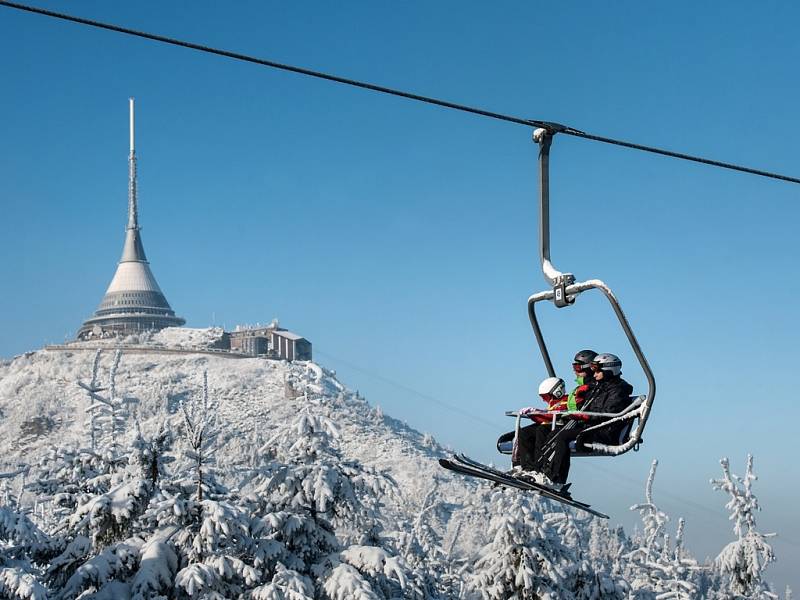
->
xmin=510 ymin=349 xmax=598 ymax=474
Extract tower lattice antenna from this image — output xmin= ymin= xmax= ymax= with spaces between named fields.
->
xmin=127 ymin=97 xmax=138 ymax=230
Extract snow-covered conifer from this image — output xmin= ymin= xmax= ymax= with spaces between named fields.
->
xmin=179 ymin=370 xmax=219 ymax=502
xmin=543 ymin=509 xmax=606 ymax=598
xmin=629 ymin=460 xmax=669 ymax=557
xmin=26 ymin=446 xmax=115 ymax=526
xmin=255 ymin=401 xmax=393 ymax=544
xmin=0 ymin=568 xmax=48 ymax=600
xmin=0 ymin=503 xmax=57 ymax=564
xmin=711 ymin=455 xmax=776 ymax=599
xmin=56 ymin=536 xmax=143 ymax=599
xmin=625 ymin=460 xmax=699 ymax=599
xmin=585 ymin=519 xmax=631 ymax=598
xmin=56 ymin=420 xmax=171 ymax=550
xmin=250 ymin=562 xmax=314 ymax=600
xmin=468 ymin=488 xmax=578 ymax=599
xmin=77 ymin=349 xmax=103 ymax=451
xmin=78 ymin=350 xmax=137 ymax=462
xmin=244 ymin=364 xmax=408 ymax=599
xmin=394 ymin=486 xmax=456 ymax=598
xmin=129 ymin=534 xmax=178 ymax=600
xmin=0 ymin=491 xmax=56 ymax=599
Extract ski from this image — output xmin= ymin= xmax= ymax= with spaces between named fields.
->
xmin=438 ymin=454 xmax=609 ymax=519
xmin=451 ymin=453 xmax=586 ymax=506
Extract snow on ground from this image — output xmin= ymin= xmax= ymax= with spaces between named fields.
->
xmin=0 ymin=337 xmax=482 ymax=553
xmin=151 ymin=327 xmax=227 ymax=349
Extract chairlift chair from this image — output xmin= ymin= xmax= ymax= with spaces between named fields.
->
xmin=499 ymin=127 xmax=656 ymax=458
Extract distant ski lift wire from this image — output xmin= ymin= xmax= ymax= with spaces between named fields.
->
xmin=2 ymin=0 xmax=799 ymax=186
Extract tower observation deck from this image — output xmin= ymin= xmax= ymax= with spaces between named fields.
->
xmin=78 ymin=98 xmax=185 ymax=339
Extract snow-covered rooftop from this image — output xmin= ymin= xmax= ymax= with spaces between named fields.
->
xmin=272 ymin=330 xmax=305 ymax=341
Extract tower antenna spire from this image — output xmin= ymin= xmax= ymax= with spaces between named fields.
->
xmin=128 ymin=96 xmax=137 ymax=230
xmin=78 ymin=97 xmax=185 ymax=339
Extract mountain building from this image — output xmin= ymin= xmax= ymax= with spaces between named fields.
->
xmin=78 ymin=98 xmax=185 ymax=339
xmin=228 ymin=321 xmax=312 ymax=360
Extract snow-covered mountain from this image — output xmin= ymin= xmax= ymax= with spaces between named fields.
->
xmin=0 ymin=329 xmax=787 ymax=599
xmin=0 ymin=333 xmax=465 ymax=511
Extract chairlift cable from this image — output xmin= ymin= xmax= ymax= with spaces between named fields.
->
xmin=2 ymin=0 xmax=799 ymax=185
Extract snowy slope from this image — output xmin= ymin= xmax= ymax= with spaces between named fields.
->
xmin=0 ymin=340 xmax=452 ymax=493
xmin=0 ymin=331 xmax=481 ymax=549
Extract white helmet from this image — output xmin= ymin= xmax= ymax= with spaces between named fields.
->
xmin=538 ymin=376 xmax=565 ymax=398
xmin=592 ymin=353 xmax=622 ymax=376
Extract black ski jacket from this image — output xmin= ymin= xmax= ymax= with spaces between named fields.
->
xmin=585 ymin=376 xmax=633 ymax=415
xmin=580 ymin=375 xmax=634 ymax=445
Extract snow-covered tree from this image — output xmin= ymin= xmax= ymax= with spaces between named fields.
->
xmin=394 ymin=485 xmax=459 ymax=599
xmin=138 ymin=371 xmax=265 ymax=596
xmin=624 ymin=460 xmax=700 ymax=599
xmin=585 ymin=519 xmax=631 ymax=598
xmin=83 ymin=350 xmax=139 ymax=461
xmin=711 ymin=455 xmax=776 ymax=599
xmin=180 ymin=370 xmax=219 ymax=503
xmin=34 ymin=420 xmax=174 ymax=598
xmin=0 ymin=567 xmax=48 ymax=600
xmin=26 ymin=446 xmax=115 ymax=526
xmin=243 ymin=363 xmax=409 ymax=599
xmin=468 ymin=488 xmax=579 ymax=599
xmin=77 ymin=349 xmax=103 ymax=451
xmin=0 ymin=492 xmax=54 ymax=600
xmin=543 ymin=509 xmax=616 ymax=599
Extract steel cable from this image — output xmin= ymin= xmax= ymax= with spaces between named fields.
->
xmin=1 ymin=0 xmax=799 ymax=185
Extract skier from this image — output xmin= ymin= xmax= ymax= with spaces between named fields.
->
xmin=564 ymin=349 xmax=599 ymax=413
xmin=511 ymin=376 xmax=567 ymax=470
xmin=535 ymin=352 xmax=633 ymax=490
xmin=511 ymin=349 xmax=598 ymax=472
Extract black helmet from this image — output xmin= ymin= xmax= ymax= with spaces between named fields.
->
xmin=591 ymin=353 xmax=622 ymax=376
xmin=572 ymin=350 xmax=598 ymax=373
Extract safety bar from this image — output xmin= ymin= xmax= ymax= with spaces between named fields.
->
xmin=505 ymin=395 xmax=645 ymax=421
xmin=578 ymin=407 xmax=645 ymax=455
xmin=527 ymin=279 xmax=656 ymax=456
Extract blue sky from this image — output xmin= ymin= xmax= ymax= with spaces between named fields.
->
xmin=1 ymin=0 xmax=798 ymax=589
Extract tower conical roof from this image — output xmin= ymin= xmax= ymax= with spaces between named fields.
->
xmin=78 ymin=98 xmax=184 ymax=339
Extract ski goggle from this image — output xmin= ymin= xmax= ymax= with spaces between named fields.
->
xmin=542 ymin=384 xmax=565 ymax=399
xmin=591 ymin=361 xmax=620 ymax=372
xmin=573 ymin=362 xmax=590 ymax=372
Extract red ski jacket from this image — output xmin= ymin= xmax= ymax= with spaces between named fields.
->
xmin=530 ymin=382 xmax=592 ymax=424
